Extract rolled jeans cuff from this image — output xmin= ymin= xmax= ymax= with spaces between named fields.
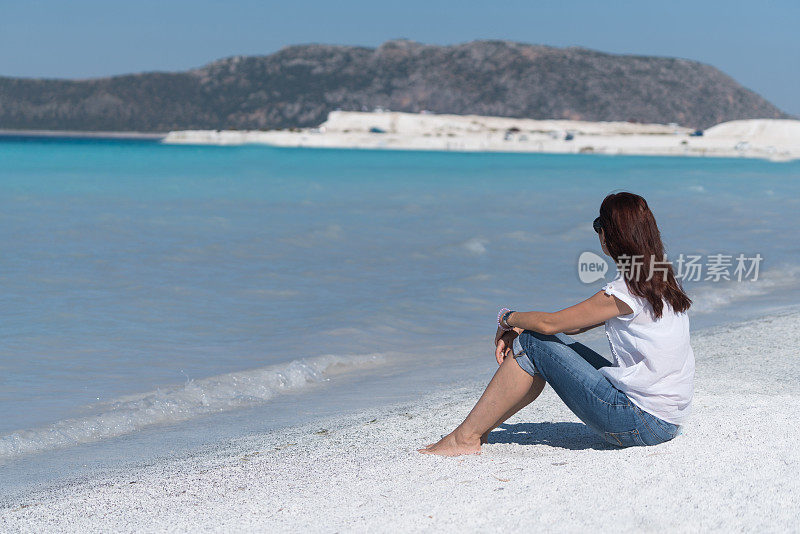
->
xmin=512 ymin=335 xmax=540 ymax=377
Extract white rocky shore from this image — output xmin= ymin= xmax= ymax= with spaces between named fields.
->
xmin=163 ymin=111 xmax=800 ymax=161
xmin=3 ymin=310 xmax=799 ymax=532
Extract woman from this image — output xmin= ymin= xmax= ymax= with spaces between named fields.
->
xmin=420 ymin=192 xmax=694 ymax=456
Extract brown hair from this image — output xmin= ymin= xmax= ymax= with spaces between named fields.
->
xmin=598 ymin=192 xmax=691 ymax=318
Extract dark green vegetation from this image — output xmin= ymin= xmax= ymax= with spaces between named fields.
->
xmin=0 ymin=40 xmax=791 ymax=132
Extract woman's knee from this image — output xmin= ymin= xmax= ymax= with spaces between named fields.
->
xmin=517 ymin=331 xmax=558 ymax=376
xmin=518 ymin=330 xmax=561 ymax=357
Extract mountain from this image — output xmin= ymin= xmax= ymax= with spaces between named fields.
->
xmin=0 ymin=40 xmax=791 ymax=132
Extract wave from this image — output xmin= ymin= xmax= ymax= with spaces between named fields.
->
xmin=0 ymin=352 xmax=384 ymax=462
xmin=461 ymin=237 xmax=488 ymax=255
xmin=689 ymin=265 xmax=800 ymax=314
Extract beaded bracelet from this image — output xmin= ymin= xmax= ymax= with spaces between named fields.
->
xmin=497 ymin=308 xmax=515 ymax=331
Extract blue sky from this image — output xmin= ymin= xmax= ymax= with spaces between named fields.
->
xmin=1 ymin=0 xmax=798 ymax=115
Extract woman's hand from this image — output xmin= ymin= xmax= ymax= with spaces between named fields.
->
xmin=494 ymin=325 xmax=506 ymax=346
xmin=494 ymin=329 xmax=519 ymax=365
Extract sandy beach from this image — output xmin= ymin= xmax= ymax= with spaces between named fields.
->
xmin=163 ymin=111 xmax=800 ymax=162
xmin=3 ymin=309 xmax=798 ymax=532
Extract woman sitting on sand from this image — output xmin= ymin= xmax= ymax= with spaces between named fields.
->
xmin=420 ymin=192 xmax=693 ymax=455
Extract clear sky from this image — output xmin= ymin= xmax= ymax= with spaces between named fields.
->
xmin=2 ymin=0 xmax=798 ymax=116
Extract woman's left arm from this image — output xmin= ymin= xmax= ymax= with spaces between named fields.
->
xmin=505 ymin=291 xmax=633 ymax=335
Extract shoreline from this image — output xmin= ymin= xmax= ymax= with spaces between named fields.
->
xmin=3 ymin=308 xmax=799 ymax=532
xmin=2 ymin=300 xmax=797 ymax=502
xmin=3 ymin=112 xmax=798 ymax=162
xmin=163 ymin=111 xmax=800 ymax=162
xmin=0 ymin=129 xmax=166 ymax=141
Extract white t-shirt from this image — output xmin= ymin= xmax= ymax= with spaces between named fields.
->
xmin=599 ymin=276 xmax=694 ymax=425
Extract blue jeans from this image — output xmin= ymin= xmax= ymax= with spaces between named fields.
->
xmin=515 ymin=330 xmax=681 ymax=447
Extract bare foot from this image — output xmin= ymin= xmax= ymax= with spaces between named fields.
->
xmin=418 ymin=431 xmax=481 ymax=456
xmin=422 ymin=429 xmax=488 ymax=449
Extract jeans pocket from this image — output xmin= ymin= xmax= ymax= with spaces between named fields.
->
xmin=603 ymin=429 xmax=645 ymax=448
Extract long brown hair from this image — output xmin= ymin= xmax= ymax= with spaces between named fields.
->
xmin=598 ymin=192 xmax=691 ymax=318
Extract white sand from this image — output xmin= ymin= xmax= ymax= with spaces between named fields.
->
xmin=2 ymin=310 xmax=799 ymax=532
xmin=163 ymin=111 xmax=800 ymax=162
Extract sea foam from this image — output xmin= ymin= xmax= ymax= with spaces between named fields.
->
xmin=0 ymin=352 xmax=384 ymax=462
xmin=689 ymin=265 xmax=800 ymax=315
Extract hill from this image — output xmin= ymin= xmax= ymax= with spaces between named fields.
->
xmin=0 ymin=40 xmax=791 ymax=131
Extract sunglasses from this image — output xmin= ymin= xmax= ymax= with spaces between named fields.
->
xmin=593 ymin=217 xmax=603 ymax=234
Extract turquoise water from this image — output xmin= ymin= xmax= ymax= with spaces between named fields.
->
xmin=1 ymin=138 xmax=799 ymax=469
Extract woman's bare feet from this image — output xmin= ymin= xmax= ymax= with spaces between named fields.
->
xmin=419 ymin=358 xmax=542 ymax=457
xmin=418 ymin=430 xmax=482 ymax=456
xmin=422 ymin=435 xmax=485 ymax=448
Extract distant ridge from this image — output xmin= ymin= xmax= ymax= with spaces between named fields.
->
xmin=0 ymin=40 xmax=791 ymax=132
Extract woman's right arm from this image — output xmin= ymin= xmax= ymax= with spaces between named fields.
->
xmin=504 ymin=291 xmax=632 ymax=335
xmin=563 ymin=323 xmax=604 ymax=335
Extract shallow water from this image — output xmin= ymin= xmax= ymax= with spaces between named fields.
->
xmin=1 ymin=139 xmax=799 ymax=470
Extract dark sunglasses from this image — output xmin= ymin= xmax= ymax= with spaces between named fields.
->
xmin=593 ymin=217 xmax=603 ymax=234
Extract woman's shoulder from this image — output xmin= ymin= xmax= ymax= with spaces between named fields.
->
xmin=601 ymin=276 xmax=628 ymax=293
xmin=601 ymin=276 xmax=645 ymax=319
